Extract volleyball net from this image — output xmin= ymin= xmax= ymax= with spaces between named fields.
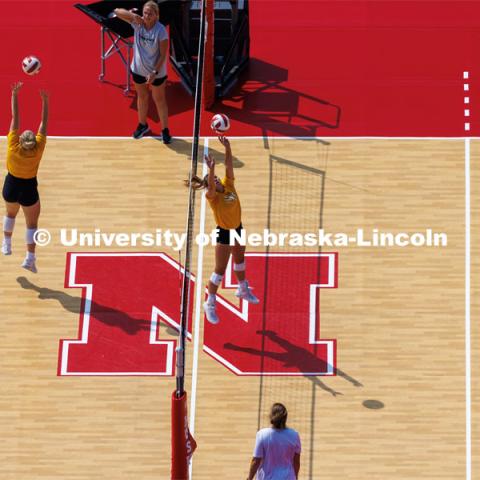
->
xmin=171 ymin=1 xmax=214 ymax=479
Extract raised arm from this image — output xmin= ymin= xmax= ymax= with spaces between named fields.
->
xmin=113 ymin=8 xmax=144 ymax=26
xmin=38 ymin=90 xmax=49 ymax=136
xmin=10 ymin=82 xmax=23 ymax=131
xmin=205 ymin=154 xmax=217 ymax=199
xmin=218 ymin=135 xmax=233 ymax=179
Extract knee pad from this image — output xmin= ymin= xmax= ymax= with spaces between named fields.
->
xmin=233 ymin=261 xmax=246 ymax=272
xmin=26 ymin=228 xmax=37 ymax=244
xmin=210 ymin=272 xmax=224 ymax=286
xmin=3 ymin=216 xmax=15 ymax=233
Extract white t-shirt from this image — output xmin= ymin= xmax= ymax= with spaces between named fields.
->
xmin=253 ymin=427 xmax=301 ymax=480
xmin=131 ymin=22 xmax=168 ymax=78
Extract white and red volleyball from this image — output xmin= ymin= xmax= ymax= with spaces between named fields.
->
xmin=22 ymin=56 xmax=42 ymax=76
xmin=211 ymin=113 xmax=230 ymax=132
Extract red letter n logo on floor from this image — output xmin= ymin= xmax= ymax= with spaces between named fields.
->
xmin=203 ymin=252 xmax=338 ymax=376
xmin=58 ymin=253 xmax=193 ymax=376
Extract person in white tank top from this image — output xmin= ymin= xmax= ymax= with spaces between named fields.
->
xmin=247 ymin=403 xmax=301 ymax=480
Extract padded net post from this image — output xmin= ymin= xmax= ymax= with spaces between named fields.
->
xmin=171 ymin=391 xmax=197 ymax=480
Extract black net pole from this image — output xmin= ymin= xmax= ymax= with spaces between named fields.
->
xmin=176 ymin=0 xmax=208 ymax=398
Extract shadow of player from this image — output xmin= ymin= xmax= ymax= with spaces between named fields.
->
xmin=16 ymin=276 xmax=178 ymax=337
xmin=225 ymin=329 xmax=362 ymax=397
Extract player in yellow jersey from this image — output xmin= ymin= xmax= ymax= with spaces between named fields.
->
xmin=2 ymin=82 xmax=49 ymax=273
xmin=187 ymin=135 xmax=259 ymax=324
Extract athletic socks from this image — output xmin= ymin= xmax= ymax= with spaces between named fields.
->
xmin=21 ymin=252 xmax=37 ymax=273
xmin=2 ymin=237 xmax=12 ymax=255
xmin=207 ymin=293 xmax=216 ymax=305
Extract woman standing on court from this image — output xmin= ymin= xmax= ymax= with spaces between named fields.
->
xmin=2 ymin=82 xmax=49 ymax=273
xmin=186 ymin=135 xmax=259 ymax=324
xmin=246 ymin=403 xmax=301 ymax=480
xmin=114 ymin=1 xmax=171 ymax=143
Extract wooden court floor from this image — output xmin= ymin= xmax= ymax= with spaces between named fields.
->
xmin=0 ymin=137 xmax=478 ymax=479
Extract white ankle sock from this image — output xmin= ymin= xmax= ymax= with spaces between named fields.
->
xmin=207 ymin=293 xmax=216 ymax=304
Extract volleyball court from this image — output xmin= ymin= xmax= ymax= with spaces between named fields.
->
xmin=0 ymin=1 xmax=478 ymax=480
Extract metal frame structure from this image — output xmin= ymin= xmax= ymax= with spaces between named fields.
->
xmin=216 ymin=0 xmax=249 ymax=98
xmin=99 ymin=26 xmax=133 ymax=95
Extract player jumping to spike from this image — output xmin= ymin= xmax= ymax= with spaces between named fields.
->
xmin=185 ymin=136 xmax=259 ymax=324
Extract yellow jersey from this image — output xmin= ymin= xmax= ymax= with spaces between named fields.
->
xmin=7 ymin=130 xmax=46 ymax=179
xmin=207 ymin=176 xmax=242 ymax=229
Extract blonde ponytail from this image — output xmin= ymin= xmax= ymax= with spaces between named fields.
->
xmin=184 ymin=175 xmax=208 ymax=190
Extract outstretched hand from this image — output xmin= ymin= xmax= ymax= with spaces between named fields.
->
xmin=205 ymin=153 xmax=215 ymax=170
xmin=11 ymin=82 xmax=23 ymax=94
xmin=217 ymin=135 xmax=230 ymax=148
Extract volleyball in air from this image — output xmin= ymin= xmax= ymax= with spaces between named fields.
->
xmin=22 ymin=56 xmax=42 ymax=75
xmin=211 ymin=113 xmax=230 ymax=132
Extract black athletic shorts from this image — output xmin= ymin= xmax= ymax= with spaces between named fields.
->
xmin=216 ymin=224 xmax=243 ymax=245
xmin=2 ymin=173 xmax=39 ymax=207
xmin=131 ymin=71 xmax=167 ymax=86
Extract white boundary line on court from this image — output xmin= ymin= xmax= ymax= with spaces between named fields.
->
xmin=188 ymin=138 xmax=208 ymax=479
xmin=464 ymin=71 xmax=471 ymax=132
xmin=1 ymin=135 xmax=479 ymax=140
xmin=464 ymin=138 xmax=471 ymax=480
